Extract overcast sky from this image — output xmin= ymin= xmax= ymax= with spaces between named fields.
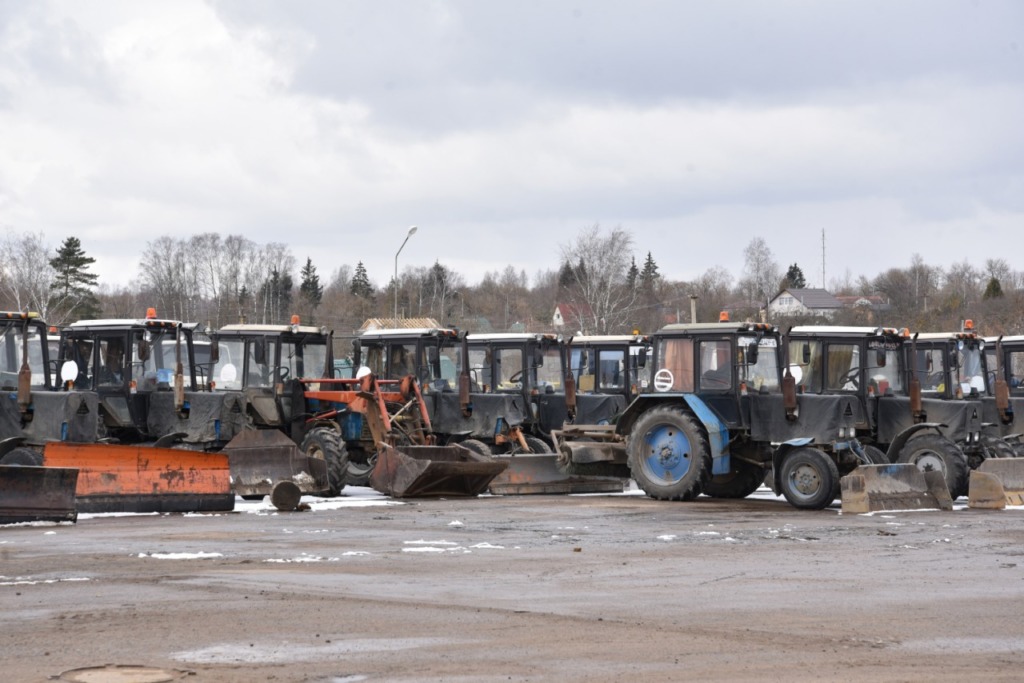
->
xmin=1 ymin=1 xmax=1021 ymax=293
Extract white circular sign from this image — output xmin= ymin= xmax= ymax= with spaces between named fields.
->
xmin=653 ymin=368 xmax=674 ymax=392
xmin=220 ymin=363 xmax=237 ymax=383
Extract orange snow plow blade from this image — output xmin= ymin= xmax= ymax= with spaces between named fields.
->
xmin=840 ymin=464 xmax=953 ymax=514
xmin=968 ymin=459 xmax=1024 ymax=509
xmin=42 ymin=442 xmax=233 ymax=513
xmin=0 ymin=465 xmax=79 ymax=524
xmin=370 ymin=443 xmax=508 ymax=498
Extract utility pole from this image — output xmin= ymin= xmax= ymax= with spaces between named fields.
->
xmin=821 ymin=229 xmax=826 ymax=289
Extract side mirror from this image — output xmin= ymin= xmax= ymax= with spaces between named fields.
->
xmin=534 ymin=348 xmax=544 ymax=368
xmin=746 ymin=342 xmax=758 ymax=365
xmin=351 ymin=339 xmax=362 ymax=368
xmin=253 ymin=339 xmax=267 ymax=365
xmin=876 ymin=349 xmax=886 ymax=368
xmin=801 ymin=343 xmax=811 ymax=364
xmin=138 ymin=338 xmax=151 ymax=362
xmin=210 ymin=343 xmax=220 ymax=363
xmin=637 ymin=348 xmax=648 ymax=368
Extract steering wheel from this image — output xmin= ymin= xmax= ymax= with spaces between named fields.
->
xmin=509 ymin=370 xmax=523 ymax=384
xmin=841 ymin=368 xmax=859 ymax=390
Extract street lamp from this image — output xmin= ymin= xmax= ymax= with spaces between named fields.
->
xmin=394 ymin=225 xmax=418 ymax=320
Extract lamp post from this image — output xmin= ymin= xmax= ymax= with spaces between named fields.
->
xmin=394 ymin=225 xmax=418 ymax=320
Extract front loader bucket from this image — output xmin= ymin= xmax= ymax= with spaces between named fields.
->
xmin=0 ymin=465 xmax=79 ymax=524
xmin=222 ymin=430 xmax=329 ymax=501
xmin=42 ymin=442 xmax=233 ymax=514
xmin=840 ymin=464 xmax=953 ymax=514
xmin=370 ymin=444 xmax=508 ymax=498
xmin=968 ymin=459 xmax=1024 ymax=509
xmin=487 ymin=454 xmax=627 ymax=495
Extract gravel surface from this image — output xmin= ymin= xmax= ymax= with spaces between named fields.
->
xmin=3 ymin=486 xmax=1024 ymax=682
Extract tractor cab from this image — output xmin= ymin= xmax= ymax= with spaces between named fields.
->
xmin=208 ymin=316 xmax=333 ymax=428
xmin=353 ymin=327 xmax=461 ymax=391
xmin=59 ymin=309 xmax=196 ymax=442
xmin=565 ymin=334 xmax=651 ymax=399
xmin=983 ymin=335 xmax=1024 ymax=455
xmin=464 ymin=332 xmax=566 ymax=438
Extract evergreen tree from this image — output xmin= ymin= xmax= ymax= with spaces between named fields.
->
xmin=626 ymin=257 xmax=639 ymax=290
xmin=299 ymin=257 xmax=323 ymax=308
xmin=784 ymin=263 xmax=807 ymax=289
xmin=49 ymin=236 xmax=101 ymax=320
xmin=983 ymin=276 xmax=1004 ymax=300
xmin=640 ymin=252 xmax=659 ymax=289
xmin=350 ymin=261 xmax=374 ymax=299
xmin=558 ymin=261 xmax=575 ymax=289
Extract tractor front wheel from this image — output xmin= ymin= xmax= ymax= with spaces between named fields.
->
xmin=779 ymin=447 xmax=839 ymax=510
xmin=300 ymin=427 xmax=349 ymax=496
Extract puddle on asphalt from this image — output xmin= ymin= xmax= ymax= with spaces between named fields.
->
xmin=172 ymin=637 xmax=457 ymax=664
xmin=899 ymin=637 xmax=1022 ymax=653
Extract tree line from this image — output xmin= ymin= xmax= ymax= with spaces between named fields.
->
xmin=1 ymin=227 xmax=1022 ymax=338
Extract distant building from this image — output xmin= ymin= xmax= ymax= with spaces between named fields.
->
xmin=359 ymin=317 xmax=441 ymax=331
xmin=552 ymin=302 xmax=593 ymax=332
xmin=767 ymin=288 xmax=842 ymax=319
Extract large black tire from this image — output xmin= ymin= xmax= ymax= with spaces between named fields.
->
xmin=0 ymin=447 xmax=43 ymax=466
xmin=863 ymin=444 xmax=890 ymax=465
xmin=627 ymin=406 xmax=711 ymax=501
xmin=459 ymin=439 xmax=493 ymax=456
xmin=523 ymin=435 xmax=551 ymax=454
xmin=779 ymin=447 xmax=840 ymax=510
xmin=703 ymin=460 xmax=766 ymax=499
xmin=896 ymin=434 xmax=970 ymax=499
xmin=300 ymin=427 xmax=349 ymax=496
xmin=981 ymin=435 xmax=1017 ymax=460
xmin=345 ymin=454 xmax=374 ymax=487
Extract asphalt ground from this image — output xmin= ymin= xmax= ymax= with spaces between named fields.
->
xmin=3 ymin=486 xmax=1024 ymax=682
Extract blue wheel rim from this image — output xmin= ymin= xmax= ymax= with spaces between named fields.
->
xmin=641 ymin=422 xmax=692 ymax=483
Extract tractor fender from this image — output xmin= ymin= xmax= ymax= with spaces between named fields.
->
xmin=771 ymin=438 xmax=814 ymax=493
xmin=619 ymin=394 xmax=731 ymax=476
xmin=885 ymin=422 xmax=948 ymax=463
xmin=0 ymin=436 xmax=27 ymax=459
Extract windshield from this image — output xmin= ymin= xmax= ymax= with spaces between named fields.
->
xmin=281 ymin=339 xmax=328 ymax=380
xmin=866 ymin=339 xmax=903 ymax=395
xmin=738 ymin=335 xmax=780 ymax=392
xmin=129 ymin=329 xmax=197 ymax=392
xmin=955 ymin=342 xmax=986 ymax=396
xmin=0 ymin=323 xmax=48 ymax=389
xmin=911 ymin=347 xmax=947 ymax=395
xmin=212 ymin=339 xmax=245 ymax=391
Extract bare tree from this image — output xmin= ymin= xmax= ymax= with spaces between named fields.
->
xmin=558 ymin=224 xmax=637 ymax=334
xmin=737 ymin=237 xmax=780 ymax=307
xmin=0 ymin=230 xmax=55 ymax=318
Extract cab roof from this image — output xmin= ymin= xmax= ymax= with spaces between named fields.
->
xmin=657 ymin=321 xmax=775 ymax=335
xmin=216 ymin=324 xmax=325 ymax=335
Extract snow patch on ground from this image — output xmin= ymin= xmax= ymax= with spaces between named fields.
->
xmin=138 ymin=552 xmax=223 ymax=560
xmin=0 ymin=576 xmax=90 ymax=586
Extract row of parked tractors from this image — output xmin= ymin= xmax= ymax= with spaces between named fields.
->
xmin=1 ymin=308 xmax=1023 ymax=523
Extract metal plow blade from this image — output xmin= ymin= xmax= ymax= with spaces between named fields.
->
xmin=487 ymin=454 xmax=626 ymax=495
xmin=222 ymin=430 xmax=329 ymax=501
xmin=42 ymin=442 xmax=233 ymax=514
xmin=968 ymin=459 xmax=1024 ymax=509
xmin=370 ymin=444 xmax=508 ymax=498
xmin=840 ymin=464 xmax=953 ymax=514
xmin=0 ymin=465 xmax=79 ymax=524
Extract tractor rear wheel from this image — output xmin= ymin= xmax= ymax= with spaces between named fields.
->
xmin=703 ymin=459 xmax=766 ymax=499
xmin=627 ymin=406 xmax=710 ymax=501
xmin=300 ymin=427 xmax=349 ymax=496
xmin=897 ymin=434 xmax=969 ymax=499
xmin=863 ymin=444 xmax=890 ymax=465
xmin=459 ymin=439 xmax=493 ymax=456
xmin=0 ymin=447 xmax=43 ymax=466
xmin=779 ymin=447 xmax=839 ymax=510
